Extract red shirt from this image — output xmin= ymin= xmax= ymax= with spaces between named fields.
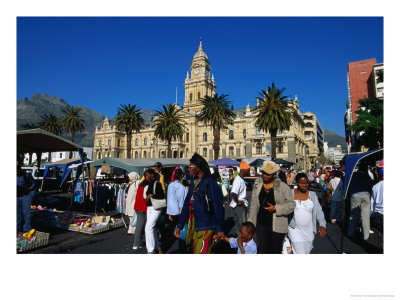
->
xmin=134 ymin=180 xmax=150 ymax=213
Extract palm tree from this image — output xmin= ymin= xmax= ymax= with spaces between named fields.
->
xmin=39 ymin=113 xmax=63 ymax=162
xmin=61 ymin=106 xmax=86 ymax=142
xmin=153 ymin=103 xmax=187 ymax=158
xmin=21 ymin=122 xmax=39 ymax=130
xmin=114 ymin=104 xmax=145 ymax=159
xmin=40 ymin=114 xmax=63 ymax=135
xmin=197 ymin=93 xmax=236 ymax=160
xmin=253 ymin=83 xmax=293 ymax=160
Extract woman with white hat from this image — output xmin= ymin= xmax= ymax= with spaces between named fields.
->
xmin=248 ymin=161 xmax=295 ymax=254
xmin=125 ymin=172 xmax=140 ymax=234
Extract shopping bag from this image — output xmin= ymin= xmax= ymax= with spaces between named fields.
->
xmin=282 ymin=234 xmax=293 ymax=254
xmin=176 ymin=224 xmax=188 ymax=241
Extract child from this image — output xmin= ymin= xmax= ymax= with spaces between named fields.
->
xmin=215 ymin=221 xmax=257 ymax=254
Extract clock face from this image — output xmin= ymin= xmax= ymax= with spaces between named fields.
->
xmin=194 ymin=68 xmax=199 ymax=75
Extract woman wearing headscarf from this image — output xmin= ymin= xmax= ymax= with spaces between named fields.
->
xmin=175 ymin=153 xmax=224 ymax=254
xmin=247 ymin=161 xmax=295 ymax=254
xmin=288 ymin=173 xmax=327 ymax=254
xmin=125 ymin=172 xmax=140 ymax=234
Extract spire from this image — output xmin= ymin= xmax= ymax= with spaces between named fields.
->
xmin=199 ymin=37 xmax=203 ymax=50
xmin=211 ymin=74 xmax=215 ymax=81
xmin=186 ymin=71 xmax=189 ymax=79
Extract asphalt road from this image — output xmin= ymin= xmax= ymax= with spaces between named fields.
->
xmin=23 ymin=204 xmax=382 ymax=254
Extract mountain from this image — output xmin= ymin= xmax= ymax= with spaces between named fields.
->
xmin=17 ymin=93 xmax=159 ymax=147
xmin=324 ymin=129 xmax=347 ymax=151
xmin=17 ymin=93 xmax=107 ymax=147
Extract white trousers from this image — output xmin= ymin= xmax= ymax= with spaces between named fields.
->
xmin=145 ymin=206 xmax=162 ymax=253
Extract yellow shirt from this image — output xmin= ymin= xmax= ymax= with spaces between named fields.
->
xmin=140 ymin=171 xmax=165 ymax=192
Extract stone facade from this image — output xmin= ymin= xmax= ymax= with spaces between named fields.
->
xmin=93 ymin=41 xmax=321 ymax=171
xmin=301 ymin=112 xmax=324 ymax=169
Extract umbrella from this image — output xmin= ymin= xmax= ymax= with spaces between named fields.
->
xmin=249 ymin=158 xmax=267 ymax=168
xmin=272 ymin=158 xmax=294 ymax=165
xmin=208 ymin=157 xmax=240 ymax=167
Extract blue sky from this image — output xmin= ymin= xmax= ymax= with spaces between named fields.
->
xmin=17 ymin=17 xmax=383 ymax=136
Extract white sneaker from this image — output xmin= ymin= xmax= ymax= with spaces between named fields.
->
xmin=133 ymin=245 xmax=142 ymax=250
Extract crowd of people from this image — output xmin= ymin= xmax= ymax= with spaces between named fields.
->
xmin=123 ymin=152 xmax=384 ymax=254
xmin=17 ymin=152 xmax=384 ymax=254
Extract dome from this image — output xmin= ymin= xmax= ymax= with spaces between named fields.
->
xmin=193 ymin=40 xmax=209 ymax=61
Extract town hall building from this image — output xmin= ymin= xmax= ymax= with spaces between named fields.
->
xmin=93 ymin=41 xmax=323 ymax=170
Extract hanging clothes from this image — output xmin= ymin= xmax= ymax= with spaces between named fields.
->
xmin=74 ymin=180 xmax=83 ymax=204
xmin=116 ymin=187 xmax=126 ymax=214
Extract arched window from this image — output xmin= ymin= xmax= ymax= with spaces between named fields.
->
xmin=203 ymin=148 xmax=208 ymax=157
xmin=229 ymin=146 xmax=234 ymax=157
xmin=244 ymin=146 xmax=247 ymax=157
xmin=108 ymin=139 xmax=111 ymax=146
xmin=190 ymin=94 xmax=193 ymax=102
xmin=144 ymin=138 xmax=147 ymax=146
xmin=98 ymin=152 xmax=101 ymax=159
xmin=135 ymin=151 xmax=138 ymax=159
xmin=174 ymin=151 xmax=178 ymax=158
xmin=118 ymin=139 xmax=121 ymax=147
xmin=180 ymin=151 xmax=183 ymax=158
xmin=203 ymin=132 xmax=207 ymax=142
xmin=186 ymin=132 xmax=189 ymax=142
xmin=198 ymin=92 xmax=201 ymax=100
xmin=135 ymin=138 xmax=139 ymax=146
xmin=243 ymin=129 xmax=246 ymax=139
xmin=256 ymin=126 xmax=261 ymax=134
xmin=229 ymin=130 xmax=234 ymax=140
xmin=143 ymin=151 xmax=147 ymax=158
xmin=256 ymin=143 xmax=263 ymax=154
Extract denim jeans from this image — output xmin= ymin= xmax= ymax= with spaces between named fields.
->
xmin=17 ymin=191 xmax=33 ymax=233
xmin=133 ymin=211 xmax=147 ymax=248
xmin=347 ymin=192 xmax=370 ymax=240
xmin=232 ymin=205 xmax=247 ymax=236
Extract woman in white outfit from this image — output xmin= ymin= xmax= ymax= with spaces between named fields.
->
xmin=288 ymin=173 xmax=327 ymax=254
xmin=144 ymin=172 xmax=165 ymax=254
xmin=125 ymin=172 xmax=140 ymax=234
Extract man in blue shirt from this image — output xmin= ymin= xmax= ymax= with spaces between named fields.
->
xmin=17 ymin=164 xmax=36 ymax=234
xmin=163 ymin=169 xmax=187 ymax=253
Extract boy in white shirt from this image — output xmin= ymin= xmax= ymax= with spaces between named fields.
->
xmin=231 ymin=161 xmax=250 ymax=236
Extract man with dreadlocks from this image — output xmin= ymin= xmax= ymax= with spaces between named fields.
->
xmin=175 ymin=153 xmax=225 ymax=254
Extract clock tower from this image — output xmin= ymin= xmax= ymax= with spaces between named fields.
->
xmin=183 ymin=40 xmax=216 ymax=112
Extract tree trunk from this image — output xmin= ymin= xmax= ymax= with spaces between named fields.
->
xmin=69 ymin=131 xmax=75 ymax=159
xmin=213 ymin=125 xmax=220 ymax=160
xmin=167 ymin=139 xmax=172 ymax=158
xmin=126 ymin=131 xmax=132 ymax=159
xmin=28 ymin=153 xmax=33 ymax=165
xmin=270 ymin=130 xmax=277 ymax=160
xmin=48 ymin=152 xmax=52 ymax=162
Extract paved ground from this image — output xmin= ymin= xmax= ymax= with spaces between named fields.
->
xmin=23 ymin=204 xmax=382 ymax=254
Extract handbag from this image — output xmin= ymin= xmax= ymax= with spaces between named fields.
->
xmin=150 ymin=181 xmax=167 ymax=209
xmin=130 ymin=213 xmax=137 ymax=227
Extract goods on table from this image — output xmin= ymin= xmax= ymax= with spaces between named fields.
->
xmin=17 ymin=230 xmax=50 ymax=253
xmin=31 ymin=209 xmax=110 ymax=234
xmin=109 ymin=217 xmax=125 ymax=229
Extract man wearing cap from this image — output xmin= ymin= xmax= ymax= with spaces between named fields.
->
xmin=175 ymin=153 xmax=224 ymax=254
xmin=230 ymin=161 xmax=251 ymax=236
xmin=140 ymin=162 xmax=165 ymax=193
xmin=248 ymin=161 xmax=295 ymax=254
